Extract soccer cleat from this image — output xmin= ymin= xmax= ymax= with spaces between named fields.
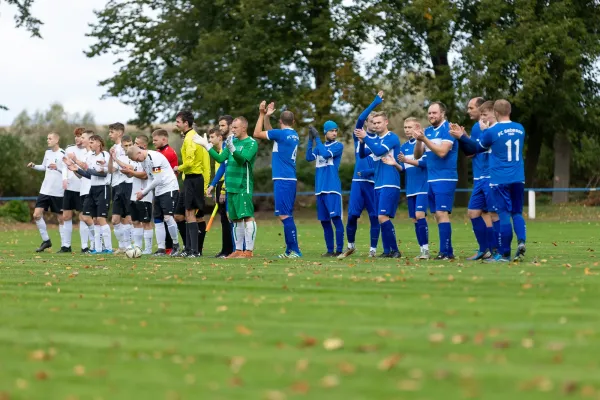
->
xmin=434 ymin=253 xmax=455 ymax=261
xmin=378 ymin=252 xmax=391 ymax=258
xmin=88 ymin=250 xmax=102 ymax=255
xmin=214 ymin=252 xmax=226 ymax=258
xmin=482 ymin=250 xmax=493 ymax=260
xmin=170 ymin=243 xmax=181 ymax=256
xmin=337 ymin=247 xmax=355 ymax=259
xmin=484 ymin=253 xmax=510 ymax=263
xmin=173 ymin=250 xmax=189 ymax=258
xmin=102 ymin=249 xmax=114 ymax=255
xmin=467 ymin=250 xmax=487 ymax=261
xmin=389 ymin=250 xmax=402 ymax=259
xmin=513 ymin=241 xmax=526 ymax=261
xmin=242 ymin=250 xmax=254 ymax=258
xmin=35 ymin=240 xmax=52 ymax=253
xmin=152 ymin=249 xmax=167 ymax=257
xmin=57 ymin=246 xmax=72 ymax=253
xmin=278 ymin=251 xmax=302 ymax=259
xmin=226 ymin=250 xmax=245 ymax=259
xmin=81 ymin=247 xmax=90 ymax=254
xmin=321 ymin=252 xmax=337 ymax=257
xmin=186 ymin=252 xmax=201 ymax=258
xmin=368 ymin=249 xmax=377 ymax=258
xmin=416 ymin=248 xmax=430 ymax=260
xmin=165 ymin=248 xmax=173 ymax=255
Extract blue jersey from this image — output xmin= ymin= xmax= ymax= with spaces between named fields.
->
xmin=470 ymin=123 xmax=490 ymax=180
xmin=352 ymin=95 xmax=382 ymax=182
xmin=480 ymin=121 xmax=525 ymax=185
xmin=266 ymin=128 xmax=300 ymax=180
xmin=306 ymin=138 xmax=343 ymax=195
xmin=400 ymin=139 xmax=428 ymax=196
xmin=424 ymin=120 xmax=458 ymax=182
xmin=359 ymin=131 xmax=401 ymax=190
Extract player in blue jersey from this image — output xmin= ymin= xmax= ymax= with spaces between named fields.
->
xmin=451 ymin=100 xmax=527 ymax=262
xmin=413 ymin=102 xmax=458 ymax=260
xmin=306 ymin=122 xmax=345 ymax=256
xmin=463 ymin=98 xmax=496 ymax=260
xmin=383 ymin=117 xmax=430 ymax=259
xmin=253 ymin=101 xmax=302 ymax=258
xmin=355 ymin=112 xmax=402 ymax=258
xmin=338 ymin=91 xmax=383 ymax=259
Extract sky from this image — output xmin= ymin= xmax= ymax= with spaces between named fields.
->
xmin=0 ymin=0 xmax=381 ymax=127
xmin=0 ymin=0 xmax=137 ymax=126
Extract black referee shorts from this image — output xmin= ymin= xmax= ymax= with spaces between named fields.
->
xmin=183 ymin=174 xmax=205 ymax=217
xmin=62 ymin=190 xmax=82 ymax=212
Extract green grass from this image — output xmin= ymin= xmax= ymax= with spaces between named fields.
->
xmin=1 ymin=206 xmax=600 ymax=400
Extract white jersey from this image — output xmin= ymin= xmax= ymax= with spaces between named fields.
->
xmin=140 ymin=150 xmax=179 ymax=197
xmin=129 ymin=160 xmax=153 ymax=203
xmin=37 ymin=148 xmax=66 ymax=197
xmin=62 ymin=144 xmax=88 ymax=192
xmin=110 ymin=143 xmax=133 ymax=186
xmin=89 ymin=151 xmax=111 ymax=186
xmin=79 ymin=150 xmax=93 ymax=196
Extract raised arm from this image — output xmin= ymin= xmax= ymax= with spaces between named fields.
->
xmin=363 ymin=135 xmax=390 ymax=157
xmin=253 ymin=101 xmax=269 ymax=140
xmin=356 ymin=91 xmax=383 ymax=130
xmin=264 ymin=102 xmax=275 ymax=131
xmin=305 ymin=136 xmax=316 ymax=162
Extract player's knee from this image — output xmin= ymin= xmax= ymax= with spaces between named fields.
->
xmin=377 ymin=215 xmax=389 ymax=224
xmin=415 ymin=212 xmax=426 ymax=220
xmin=278 ymin=215 xmax=289 ymax=221
xmin=467 ymin=209 xmax=481 ymax=219
xmin=435 ymin=211 xmax=449 ymax=222
xmin=111 ymin=215 xmax=120 ymax=224
xmin=164 ymin=215 xmax=174 ymax=223
xmin=174 ymin=214 xmax=185 ymax=222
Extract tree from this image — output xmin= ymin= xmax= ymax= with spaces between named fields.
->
xmin=458 ymin=0 xmax=600 ymax=202
xmin=2 ymin=0 xmax=42 ymax=37
xmin=85 ymin=0 xmax=369 ymax=130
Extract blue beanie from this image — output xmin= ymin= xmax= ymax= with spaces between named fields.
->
xmin=323 ymin=120 xmax=338 ymax=134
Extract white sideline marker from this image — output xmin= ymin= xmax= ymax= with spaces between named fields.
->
xmin=528 ymin=190 xmax=536 ymax=220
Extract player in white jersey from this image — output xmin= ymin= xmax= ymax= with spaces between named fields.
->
xmin=60 ymin=128 xmax=88 ymax=253
xmin=27 ymin=132 xmax=66 ymax=252
xmin=108 ymin=123 xmax=134 ymax=252
xmin=126 ymin=146 xmax=181 ymax=255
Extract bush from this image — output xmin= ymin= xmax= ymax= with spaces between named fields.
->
xmin=0 ymin=200 xmax=30 ymax=222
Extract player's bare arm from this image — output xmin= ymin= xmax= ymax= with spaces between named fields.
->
xmin=412 ymin=123 xmax=425 ymax=159
xmin=264 ymin=102 xmax=275 ymax=131
xmin=253 ymin=101 xmax=269 ymax=139
xmin=382 ymin=155 xmax=403 ymax=172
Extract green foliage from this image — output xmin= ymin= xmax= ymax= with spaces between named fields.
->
xmin=0 ymin=133 xmax=42 ymax=197
xmin=0 ymin=200 xmax=30 ymax=222
xmin=2 ymin=0 xmax=42 ymax=38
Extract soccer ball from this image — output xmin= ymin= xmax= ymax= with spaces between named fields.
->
xmin=125 ymin=246 xmax=142 ymax=259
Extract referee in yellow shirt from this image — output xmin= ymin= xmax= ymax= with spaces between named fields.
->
xmin=173 ymin=110 xmax=211 ymax=258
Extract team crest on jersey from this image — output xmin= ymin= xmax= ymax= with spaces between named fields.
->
xmin=152 ymin=167 xmax=162 ymax=173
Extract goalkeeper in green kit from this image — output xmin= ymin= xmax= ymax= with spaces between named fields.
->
xmin=194 ymin=117 xmax=258 ymax=259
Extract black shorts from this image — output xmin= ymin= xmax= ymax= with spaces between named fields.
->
xmin=62 ymin=190 xmax=82 ymax=212
xmin=183 ymin=174 xmax=205 ymax=216
xmin=112 ymin=182 xmax=132 ymax=217
xmin=84 ymin=185 xmax=110 ymax=218
xmin=153 ymin=190 xmax=179 ymax=219
xmin=35 ymin=194 xmax=63 ymax=214
xmin=130 ymin=201 xmax=153 ymax=223
xmin=81 ymin=195 xmax=96 ymax=218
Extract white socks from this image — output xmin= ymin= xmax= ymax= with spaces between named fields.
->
xmin=143 ymin=229 xmax=153 ymax=252
xmin=244 ymin=221 xmax=256 ymax=251
xmin=422 ymin=244 xmax=429 ymax=250
xmin=165 ymin=218 xmax=179 ymax=244
xmin=348 ymin=242 xmax=356 ymax=249
xmin=59 ymin=223 xmax=66 ymax=247
xmin=36 ymin=218 xmax=49 ymax=241
xmin=88 ymin=224 xmax=96 ymax=250
xmin=102 ymin=225 xmax=113 ymax=251
xmin=122 ymin=224 xmax=132 ymax=248
xmin=114 ymin=223 xmax=123 ymax=248
xmin=155 ymin=222 xmax=166 ymax=249
xmin=63 ymin=220 xmax=73 ymax=247
xmin=234 ymin=221 xmax=245 ymax=250
xmin=94 ymin=224 xmax=103 ymax=251
xmin=79 ymin=221 xmax=89 ymax=249
xmin=133 ymin=227 xmax=143 ymax=248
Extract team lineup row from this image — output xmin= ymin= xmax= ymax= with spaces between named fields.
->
xmin=28 ymin=92 xmax=527 ymax=262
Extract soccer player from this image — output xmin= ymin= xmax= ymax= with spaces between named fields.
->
xmin=152 ymin=129 xmax=178 ymax=255
xmin=338 ymin=92 xmax=383 ymax=259
xmin=253 ymin=101 xmax=302 ymax=258
xmin=61 ymin=127 xmax=88 ymax=253
xmin=306 ymin=122 xmax=344 ymax=256
xmin=108 ymin=123 xmax=133 ymax=253
xmin=355 ymin=112 xmax=402 ymax=258
xmin=451 ymin=100 xmax=526 ymax=262
xmin=206 ymin=127 xmax=234 ymax=258
xmin=68 ymin=135 xmax=113 ymax=254
xmin=413 ymin=102 xmax=458 ymax=260
xmin=194 ymin=117 xmax=258 ymax=258
xmin=127 ymin=145 xmax=181 ymax=255
xmin=27 ymin=132 xmax=66 ymax=252
xmin=382 ymin=117 xmax=430 ymax=259
xmin=173 ymin=110 xmax=211 ymax=258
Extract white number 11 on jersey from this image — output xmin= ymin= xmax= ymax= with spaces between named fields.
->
xmin=505 ymin=139 xmax=520 ymax=162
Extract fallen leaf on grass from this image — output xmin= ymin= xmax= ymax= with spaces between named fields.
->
xmin=290 ymin=381 xmax=310 ymax=394
xmin=216 ymin=305 xmax=228 ymax=312
xmin=320 ymin=375 xmax=339 ymax=388
xmin=493 ymin=340 xmax=510 ymax=349
xmin=295 ymin=359 xmax=309 ymax=372
xmin=521 ymin=338 xmax=534 ymax=349
xmin=73 ymin=365 xmax=85 ymax=376
xmin=229 ymin=356 xmax=246 ymax=373
xmin=580 ymin=385 xmax=595 ymax=397
xmin=397 ymin=379 xmax=420 ymax=391
xmin=356 ymin=344 xmax=378 ymax=353
xmin=16 ymin=379 xmax=28 ymax=389
xmin=265 ymin=390 xmax=286 ymax=400
xmin=35 ymin=371 xmax=48 ymax=380
xmin=429 ymin=333 xmax=444 ymax=343
xmin=29 ymin=349 xmax=52 ymax=361
xmin=298 ymin=336 xmax=317 ymax=348
xmin=452 ymin=334 xmax=468 ymax=344
xmin=378 ymin=354 xmax=402 ymax=371
xmin=229 ymin=376 xmax=243 ymax=387
xmin=337 ymin=362 xmax=356 ymax=375
xmin=323 ymin=338 xmax=343 ymax=351
xmin=236 ymin=325 xmax=252 ymax=336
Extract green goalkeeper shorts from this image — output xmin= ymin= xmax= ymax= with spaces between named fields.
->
xmin=228 ymin=192 xmax=254 ymax=220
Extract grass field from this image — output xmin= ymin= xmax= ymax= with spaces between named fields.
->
xmin=1 ymin=205 xmax=600 ymax=400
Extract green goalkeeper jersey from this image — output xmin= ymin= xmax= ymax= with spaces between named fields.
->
xmin=208 ymin=137 xmax=258 ymax=194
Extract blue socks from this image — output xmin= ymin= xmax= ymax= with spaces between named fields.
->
xmin=380 ymin=220 xmax=398 ymax=253
xmin=471 ymin=216 xmax=488 ymax=253
xmin=486 ymin=226 xmax=495 ymax=253
xmin=498 ymin=211 xmax=513 ymax=257
xmin=346 ymin=215 xmax=358 ymax=244
xmin=369 ymin=215 xmax=380 ymax=249
xmin=332 ymin=217 xmax=344 ymax=253
xmin=321 ymin=221 xmax=334 ymax=253
xmin=512 ymin=213 xmax=526 ymax=242
xmin=492 ymin=220 xmax=501 ymax=252
xmin=282 ymin=217 xmax=300 ymax=254
xmin=438 ymin=222 xmax=453 ymax=256
xmin=415 ymin=218 xmax=428 ymax=247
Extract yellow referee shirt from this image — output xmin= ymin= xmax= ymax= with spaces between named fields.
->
xmin=178 ymin=129 xmax=211 ymax=192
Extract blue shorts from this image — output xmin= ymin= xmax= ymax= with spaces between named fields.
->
xmin=316 ymin=193 xmax=343 ymax=221
xmin=407 ymin=194 xmax=428 ymax=219
xmin=375 ymin=187 xmax=400 ymax=218
xmin=490 ymin=182 xmax=524 ymax=214
xmin=348 ymin=180 xmax=377 ymax=218
xmin=274 ymin=180 xmax=297 ymax=216
xmin=468 ymin=179 xmax=493 ymax=212
xmin=428 ymin=181 xmax=457 ymax=213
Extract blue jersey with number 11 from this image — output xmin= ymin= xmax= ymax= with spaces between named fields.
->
xmin=480 ymin=121 xmax=525 ymax=185
xmin=266 ymin=128 xmax=300 ymax=180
